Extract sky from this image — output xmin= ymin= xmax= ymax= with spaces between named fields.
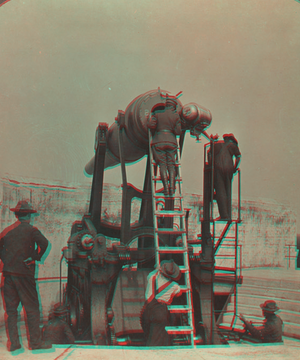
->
xmin=0 ymin=0 xmax=299 ymax=228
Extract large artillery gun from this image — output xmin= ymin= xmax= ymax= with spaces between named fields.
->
xmin=59 ymin=88 xmax=238 ymax=346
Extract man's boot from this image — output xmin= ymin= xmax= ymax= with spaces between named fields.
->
xmin=169 ymin=169 xmax=176 ymax=196
xmin=160 ymin=167 xmax=169 ymax=196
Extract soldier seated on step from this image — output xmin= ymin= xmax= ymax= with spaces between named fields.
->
xmin=140 ymin=259 xmax=182 ymax=346
xmin=239 ymin=300 xmax=283 ymax=343
xmin=42 ymin=305 xmax=75 ymax=345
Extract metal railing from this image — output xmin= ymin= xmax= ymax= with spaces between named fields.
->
xmin=285 ymin=244 xmax=299 ymax=269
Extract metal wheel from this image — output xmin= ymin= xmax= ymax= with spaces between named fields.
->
xmin=91 ymin=284 xmax=109 ymax=345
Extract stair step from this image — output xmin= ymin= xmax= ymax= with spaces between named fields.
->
xmin=221 ymin=313 xmax=263 ymax=325
xmin=215 ymin=267 xmax=236 ymax=273
xmin=154 ymin=194 xmax=183 ymax=199
xmin=283 ymin=322 xmax=300 ymax=339
xmin=241 ymin=276 xmax=298 ymax=290
xmin=152 ymin=176 xmax=182 ymax=182
xmin=237 ymin=284 xmax=300 ymax=301
xmin=230 ymin=293 xmax=300 ymax=312
xmin=218 ymin=322 xmax=245 ymax=331
xmin=168 ymin=305 xmax=191 ymax=313
xmin=151 ymin=162 xmax=180 ymax=167
xmin=165 ymin=326 xmax=193 ymax=334
xmin=226 ymin=304 xmax=300 ymax=324
xmin=155 ymin=210 xmax=185 ymax=216
xmin=157 ymin=246 xmax=188 ymax=253
xmin=156 ymin=228 xmax=186 ymax=235
xmin=221 ymin=313 xmax=300 ymax=339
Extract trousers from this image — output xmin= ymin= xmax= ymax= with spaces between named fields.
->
xmin=2 ymin=274 xmax=42 ymax=348
xmin=152 ymin=143 xmax=177 ymax=195
xmin=140 ymin=298 xmax=170 ymax=346
xmin=152 ymin=143 xmax=177 ymax=169
xmin=214 ymin=168 xmax=233 ymax=220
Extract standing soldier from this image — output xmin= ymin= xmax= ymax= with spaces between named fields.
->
xmin=210 ymin=133 xmax=241 ymax=220
xmin=147 ymin=99 xmax=182 ymax=196
xmin=0 ymin=200 xmax=52 ymax=352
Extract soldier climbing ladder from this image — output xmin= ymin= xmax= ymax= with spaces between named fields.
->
xmin=148 ymin=131 xmax=195 ymax=346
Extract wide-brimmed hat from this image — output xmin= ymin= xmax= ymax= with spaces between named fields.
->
xmin=53 ymin=305 xmax=68 ymax=316
xmin=160 ymin=259 xmax=181 ymax=280
xmin=260 ymin=300 xmax=279 ymax=313
xmin=10 ymin=200 xmax=37 ymax=214
xmin=223 ymin=133 xmax=238 ymax=145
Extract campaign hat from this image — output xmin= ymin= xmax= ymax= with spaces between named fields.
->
xmin=260 ymin=300 xmax=279 ymax=313
xmin=10 ymin=200 xmax=37 ymax=214
xmin=223 ymin=133 xmax=238 ymax=145
xmin=160 ymin=259 xmax=181 ymax=280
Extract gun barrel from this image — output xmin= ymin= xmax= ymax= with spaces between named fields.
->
xmin=84 ymin=89 xmax=212 ymax=176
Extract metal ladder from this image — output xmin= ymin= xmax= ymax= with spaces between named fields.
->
xmin=148 ymin=131 xmax=195 ymax=346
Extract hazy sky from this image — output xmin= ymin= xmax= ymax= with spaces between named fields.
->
xmin=0 ymin=0 xmax=299 ymax=227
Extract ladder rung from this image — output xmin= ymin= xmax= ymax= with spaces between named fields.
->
xmin=156 ymin=228 xmax=186 ymax=235
xmin=179 ymin=266 xmax=189 ymax=272
xmin=165 ymin=326 xmax=193 ymax=334
xmin=188 ymin=239 xmax=202 ymax=244
xmin=155 ymin=211 xmax=185 ymax=216
xmin=152 ymin=176 xmax=182 ymax=182
xmin=168 ymin=305 xmax=191 ymax=313
xmin=154 ymin=194 xmax=183 ymax=199
xmin=157 ymin=247 xmax=188 ymax=253
xmin=152 ymin=162 xmax=180 ymax=167
xmin=216 ymin=239 xmax=235 ymax=243
xmin=179 ymin=286 xmax=189 ymax=292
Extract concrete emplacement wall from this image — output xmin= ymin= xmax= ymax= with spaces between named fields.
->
xmin=0 ymin=176 xmax=297 ymax=325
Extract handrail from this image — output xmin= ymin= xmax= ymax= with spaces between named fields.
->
xmin=284 ymin=244 xmax=299 ymax=269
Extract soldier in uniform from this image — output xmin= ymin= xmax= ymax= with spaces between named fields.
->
xmin=210 ymin=133 xmax=241 ymax=220
xmin=140 ymin=259 xmax=182 ymax=346
xmin=239 ymin=300 xmax=283 ymax=343
xmin=42 ymin=305 xmax=75 ymax=344
xmin=0 ymin=200 xmax=52 ymax=352
xmin=148 ymin=99 xmax=182 ymax=196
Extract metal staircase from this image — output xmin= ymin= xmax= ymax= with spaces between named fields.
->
xmin=148 ymin=131 xmax=195 ymax=345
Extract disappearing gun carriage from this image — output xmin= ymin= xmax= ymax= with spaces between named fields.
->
xmin=60 ymin=88 xmax=242 ymax=346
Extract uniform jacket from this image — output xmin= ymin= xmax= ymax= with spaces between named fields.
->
xmin=147 ymin=108 xmax=181 ymax=146
xmin=145 ymin=269 xmax=181 ymax=305
xmin=245 ymin=314 xmax=283 ymax=343
xmin=211 ymin=140 xmax=241 ymax=174
xmin=0 ymin=220 xmax=49 ymax=277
